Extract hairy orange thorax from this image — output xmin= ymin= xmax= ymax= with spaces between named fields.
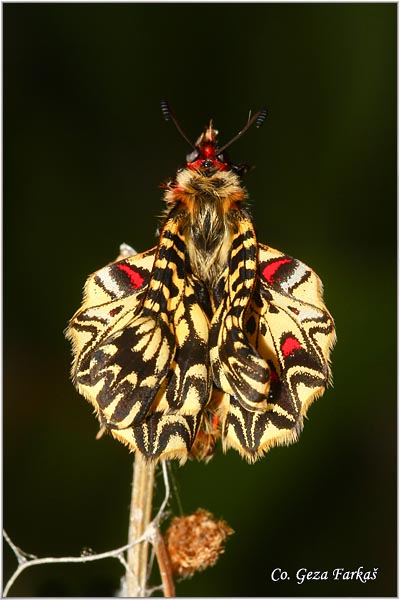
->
xmin=162 ymin=123 xmax=249 ymax=286
xmin=164 ymin=168 xmax=248 ymax=285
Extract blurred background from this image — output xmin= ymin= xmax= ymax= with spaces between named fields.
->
xmin=4 ymin=3 xmax=396 ymax=597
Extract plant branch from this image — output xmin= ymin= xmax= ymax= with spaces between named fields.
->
xmin=3 ymin=530 xmax=148 ymax=597
xmin=150 ymin=524 xmax=175 ymax=598
xmin=3 ymin=458 xmax=173 ymax=597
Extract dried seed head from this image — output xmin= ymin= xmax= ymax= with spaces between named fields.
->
xmin=165 ymin=508 xmax=234 ymax=578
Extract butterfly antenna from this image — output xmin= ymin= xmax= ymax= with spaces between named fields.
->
xmin=161 ymin=100 xmax=195 ymax=149
xmin=217 ymin=107 xmax=268 ymax=154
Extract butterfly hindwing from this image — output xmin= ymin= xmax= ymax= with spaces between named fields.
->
xmin=220 ymin=243 xmax=336 ymax=460
xmin=111 ymin=412 xmax=201 ymax=465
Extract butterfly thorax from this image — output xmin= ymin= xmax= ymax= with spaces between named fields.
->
xmin=163 ymin=123 xmax=249 ymax=286
xmin=164 ymin=167 xmax=248 ymax=286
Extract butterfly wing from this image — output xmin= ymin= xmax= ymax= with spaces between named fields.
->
xmin=67 ymin=218 xmax=212 ymax=462
xmin=209 ymin=214 xmax=271 ymax=412
xmin=67 ymin=246 xmax=157 ymax=393
xmin=220 ymin=242 xmax=336 ymax=461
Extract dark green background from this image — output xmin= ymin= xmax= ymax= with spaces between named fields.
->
xmin=4 ymin=3 xmax=396 ymax=597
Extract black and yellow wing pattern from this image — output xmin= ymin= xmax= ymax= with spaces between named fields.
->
xmin=67 ymin=109 xmax=335 ymax=463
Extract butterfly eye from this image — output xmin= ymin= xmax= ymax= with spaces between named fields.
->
xmin=202 ymin=159 xmax=213 ymax=169
xmin=186 ymin=149 xmax=199 ymax=163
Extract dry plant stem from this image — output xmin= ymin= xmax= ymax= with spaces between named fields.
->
xmin=126 ymin=453 xmax=156 ymax=597
xmin=151 ymin=526 xmax=175 ymax=598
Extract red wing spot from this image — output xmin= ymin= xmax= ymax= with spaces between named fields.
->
xmin=116 ymin=263 xmax=145 ymax=289
xmin=109 ymin=306 xmax=122 ymax=317
xmin=262 ymin=258 xmax=292 ymax=283
xmin=281 ymin=336 xmax=302 ymax=357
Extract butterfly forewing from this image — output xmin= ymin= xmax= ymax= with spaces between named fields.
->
xmin=68 ymin=217 xmax=213 ymax=461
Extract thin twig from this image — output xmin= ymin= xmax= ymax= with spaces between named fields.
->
xmin=3 ymin=530 xmax=148 ymax=597
xmin=156 ymin=461 xmax=171 ymax=524
xmin=3 ymin=457 xmax=173 ymax=598
xmin=150 ymin=524 xmax=175 ymax=598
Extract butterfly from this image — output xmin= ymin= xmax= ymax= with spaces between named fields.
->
xmin=66 ymin=102 xmax=336 ymax=463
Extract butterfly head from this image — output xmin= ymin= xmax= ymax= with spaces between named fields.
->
xmin=161 ymin=101 xmax=267 ymax=179
xmin=185 ymin=121 xmax=228 ymax=174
